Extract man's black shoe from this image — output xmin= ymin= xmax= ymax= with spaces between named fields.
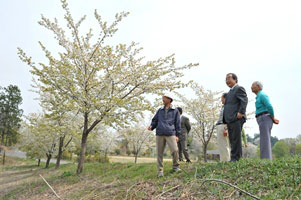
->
xmin=186 ymin=160 xmax=191 ymax=163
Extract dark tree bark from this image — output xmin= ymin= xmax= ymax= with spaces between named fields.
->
xmin=55 ymin=136 xmax=64 ymax=169
xmin=2 ymin=150 xmax=5 ymax=165
xmin=77 ymin=132 xmax=88 ymax=174
xmin=134 ymin=152 xmax=138 ymax=164
xmin=45 ymin=153 xmax=52 ymax=168
xmin=1 ymin=132 xmax=5 ymax=145
xmin=77 ymin=111 xmax=102 ymax=174
xmin=203 ymin=145 xmax=207 ymax=163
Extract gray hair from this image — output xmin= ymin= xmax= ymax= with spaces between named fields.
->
xmin=255 ymin=81 xmax=263 ymax=90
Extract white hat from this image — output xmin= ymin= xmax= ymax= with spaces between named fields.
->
xmin=163 ymin=93 xmax=173 ymax=103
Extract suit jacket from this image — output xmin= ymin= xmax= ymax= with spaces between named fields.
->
xmin=223 ymin=85 xmax=248 ymax=124
xmin=179 ymin=115 xmax=191 ymax=141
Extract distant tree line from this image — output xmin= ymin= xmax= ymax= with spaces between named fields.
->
xmin=0 ymin=85 xmax=23 ymax=146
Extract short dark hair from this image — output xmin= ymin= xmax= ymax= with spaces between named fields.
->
xmin=227 ymin=73 xmax=238 ymax=83
xmin=177 ymin=107 xmax=183 ymax=114
xmin=222 ymin=92 xmax=228 ymax=98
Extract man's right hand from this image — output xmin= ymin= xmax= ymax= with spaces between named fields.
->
xmin=148 ymin=126 xmax=152 ymax=131
xmin=223 ymin=130 xmax=228 ymax=137
xmin=237 ymin=112 xmax=243 ymax=119
xmin=272 ymin=118 xmax=279 ymax=124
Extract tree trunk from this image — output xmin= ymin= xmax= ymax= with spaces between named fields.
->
xmin=45 ymin=154 xmax=52 ymax=168
xmin=134 ymin=152 xmax=138 ymax=164
xmin=77 ymin=112 xmax=90 ymax=174
xmin=2 ymin=150 xmax=5 ymax=165
xmin=104 ymin=150 xmax=108 ymax=161
xmin=203 ymin=145 xmax=207 ymax=162
xmin=38 ymin=158 xmax=41 ymax=167
xmin=1 ymin=132 xmax=4 ymax=145
xmin=4 ymin=134 xmax=8 ymax=146
xmin=77 ymin=132 xmax=88 ymax=174
xmin=55 ymin=136 xmax=64 ymax=169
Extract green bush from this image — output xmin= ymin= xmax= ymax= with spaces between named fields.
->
xmin=85 ymin=154 xmax=95 ymax=163
xmin=61 ymin=171 xmax=73 ymax=177
xmin=114 ymin=149 xmax=121 ymax=155
xmin=273 ymin=140 xmax=290 ymax=158
xmin=61 ymin=151 xmax=73 ymax=160
xmin=206 ymin=154 xmax=213 ymax=160
xmin=97 ymin=155 xmax=110 ymax=163
xmin=126 ymin=149 xmax=131 ymax=156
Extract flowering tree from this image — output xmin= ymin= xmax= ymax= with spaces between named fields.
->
xmin=86 ymin=125 xmax=119 ymax=159
xmin=18 ymin=121 xmax=42 ymax=166
xmin=177 ymin=83 xmax=222 ymax=162
xmin=120 ymin=122 xmax=155 ymax=164
xmin=48 ymin=111 xmax=79 ymax=169
xmin=97 ymin=131 xmax=119 ymax=159
xmin=17 ymin=0 xmax=197 ymax=173
xmin=21 ymin=113 xmax=58 ymax=168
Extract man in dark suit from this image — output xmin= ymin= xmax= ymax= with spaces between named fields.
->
xmin=177 ymin=107 xmax=191 ymax=163
xmin=223 ymin=73 xmax=248 ymax=162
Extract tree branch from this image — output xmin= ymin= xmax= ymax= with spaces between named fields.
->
xmin=40 ymin=174 xmax=61 ymax=199
xmin=201 ymin=179 xmax=261 ymax=200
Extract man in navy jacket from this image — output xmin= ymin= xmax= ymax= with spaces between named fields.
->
xmin=148 ymin=94 xmax=181 ymax=177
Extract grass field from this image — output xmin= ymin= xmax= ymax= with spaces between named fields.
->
xmin=0 ymin=156 xmax=300 ymax=199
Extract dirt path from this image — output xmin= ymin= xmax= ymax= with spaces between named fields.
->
xmin=5 ymin=150 xmax=70 ymax=164
xmin=109 ymin=155 xmax=172 ymax=163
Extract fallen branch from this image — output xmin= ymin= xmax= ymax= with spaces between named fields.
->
xmin=155 ymin=184 xmax=181 ymax=199
xmin=39 ymin=174 xmax=61 ymax=199
xmin=201 ymin=179 xmax=261 ymax=200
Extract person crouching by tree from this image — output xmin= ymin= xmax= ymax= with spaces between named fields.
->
xmin=148 ymin=94 xmax=181 ymax=178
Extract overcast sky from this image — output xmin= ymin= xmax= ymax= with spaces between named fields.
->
xmin=1 ymin=0 xmax=301 ymax=139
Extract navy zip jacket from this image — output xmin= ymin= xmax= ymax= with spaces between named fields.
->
xmin=150 ymin=107 xmax=181 ymax=137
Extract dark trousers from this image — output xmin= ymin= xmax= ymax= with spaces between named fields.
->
xmin=227 ymin=118 xmax=245 ymax=161
xmin=177 ymin=139 xmax=190 ymax=161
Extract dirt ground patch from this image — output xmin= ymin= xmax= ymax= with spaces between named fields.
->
xmin=109 ymin=156 xmax=172 ymax=163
